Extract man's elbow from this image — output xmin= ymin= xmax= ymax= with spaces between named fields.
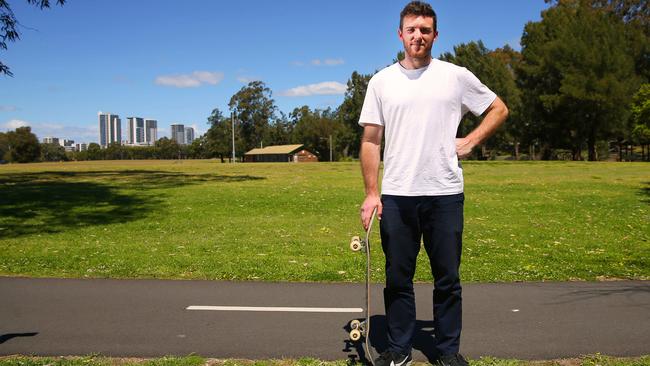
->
xmin=495 ymin=98 xmax=509 ymax=122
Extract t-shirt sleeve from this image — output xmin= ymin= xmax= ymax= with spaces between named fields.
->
xmin=358 ymin=78 xmax=384 ymax=127
xmin=459 ymin=67 xmax=497 ymax=117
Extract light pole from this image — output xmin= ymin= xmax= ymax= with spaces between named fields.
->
xmin=231 ymin=111 xmax=236 ymax=163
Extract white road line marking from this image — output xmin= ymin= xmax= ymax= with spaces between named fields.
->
xmin=186 ymin=305 xmax=363 ymax=313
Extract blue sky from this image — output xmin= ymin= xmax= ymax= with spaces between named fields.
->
xmin=1 ymin=0 xmax=550 ymax=144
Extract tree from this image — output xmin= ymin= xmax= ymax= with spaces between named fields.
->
xmin=86 ymin=143 xmax=102 ymax=160
xmin=205 ymin=108 xmax=238 ymax=162
xmin=155 ymin=137 xmax=182 ymax=159
xmin=40 ymin=142 xmax=66 ymax=161
xmin=630 ymin=83 xmax=650 ymax=160
xmin=267 ymin=111 xmax=295 ymax=146
xmin=440 ymin=41 xmax=520 ymax=159
xmin=290 ymin=106 xmax=344 ymax=161
xmin=0 ymin=132 xmax=8 ymax=161
xmin=1 ymin=0 xmax=65 ymax=76
xmin=519 ymin=0 xmax=642 ymax=160
xmin=228 ymin=81 xmax=277 ymax=153
xmin=337 ymin=71 xmax=373 ymax=158
xmin=3 ymin=126 xmax=40 ymax=162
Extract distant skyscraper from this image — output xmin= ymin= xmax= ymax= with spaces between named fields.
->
xmin=127 ymin=117 xmax=145 ymax=145
xmin=145 ymin=119 xmax=158 ymax=145
xmin=43 ymin=136 xmax=60 ymax=145
xmin=185 ymin=127 xmax=195 ymax=145
xmin=98 ymin=112 xmax=121 ymax=147
xmin=170 ymin=123 xmax=185 ymax=145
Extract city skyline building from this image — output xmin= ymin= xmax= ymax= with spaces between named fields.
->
xmin=170 ymin=123 xmax=185 ymax=145
xmin=127 ymin=117 xmax=145 ymax=145
xmin=145 ymin=119 xmax=157 ymax=145
xmin=185 ymin=127 xmax=195 ymax=145
xmin=42 ymin=136 xmax=59 ymax=145
xmin=98 ymin=112 xmax=121 ymax=147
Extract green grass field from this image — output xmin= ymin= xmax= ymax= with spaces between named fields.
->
xmin=0 ymin=160 xmax=648 ymax=282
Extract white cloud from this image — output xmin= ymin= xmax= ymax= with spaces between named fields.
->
xmin=2 ymin=119 xmax=97 ymax=143
xmin=324 ymin=58 xmax=345 ymax=66
xmin=0 ymin=105 xmax=18 ymax=112
xmin=311 ymin=59 xmax=322 ymax=66
xmin=3 ymin=119 xmax=30 ymax=129
xmin=280 ymin=81 xmax=347 ymax=97
xmin=237 ymin=76 xmax=261 ymax=84
xmin=155 ymin=71 xmax=224 ymax=88
xmin=291 ymin=61 xmax=305 ymax=67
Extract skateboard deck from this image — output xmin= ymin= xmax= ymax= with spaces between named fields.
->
xmin=348 ymin=207 xmax=377 ymax=365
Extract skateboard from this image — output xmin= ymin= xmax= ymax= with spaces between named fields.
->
xmin=348 ymin=207 xmax=377 ymax=365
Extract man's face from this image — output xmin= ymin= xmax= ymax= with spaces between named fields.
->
xmin=398 ymin=15 xmax=437 ymax=60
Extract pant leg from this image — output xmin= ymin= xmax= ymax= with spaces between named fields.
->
xmin=420 ymin=193 xmax=464 ymax=356
xmin=379 ymin=195 xmax=422 ymax=355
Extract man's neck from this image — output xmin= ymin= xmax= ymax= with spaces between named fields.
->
xmin=400 ymin=55 xmax=432 ymax=70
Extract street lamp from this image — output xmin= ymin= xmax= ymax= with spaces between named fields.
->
xmin=231 ymin=111 xmax=236 ymax=163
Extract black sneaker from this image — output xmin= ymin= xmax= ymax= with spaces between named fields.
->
xmin=436 ymin=354 xmax=469 ymax=366
xmin=374 ymin=350 xmax=413 ymax=366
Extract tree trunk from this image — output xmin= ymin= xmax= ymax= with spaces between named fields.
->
xmin=572 ymin=147 xmax=582 ymax=161
xmin=587 ymin=128 xmax=597 ymax=161
xmin=514 ymin=141 xmax=520 ymax=160
xmin=618 ymin=142 xmax=623 ymax=161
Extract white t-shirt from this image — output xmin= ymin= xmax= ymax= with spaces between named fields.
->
xmin=359 ymin=59 xmax=496 ymax=196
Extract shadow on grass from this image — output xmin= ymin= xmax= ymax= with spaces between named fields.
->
xmin=640 ymin=181 xmax=650 ymax=204
xmin=0 ymin=170 xmax=265 ymax=239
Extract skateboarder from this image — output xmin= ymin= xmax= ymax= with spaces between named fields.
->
xmin=358 ymin=2 xmax=509 ymax=366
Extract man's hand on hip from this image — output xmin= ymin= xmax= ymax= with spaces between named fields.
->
xmin=455 ymin=137 xmax=476 ymax=159
xmin=360 ymin=194 xmax=382 ymax=231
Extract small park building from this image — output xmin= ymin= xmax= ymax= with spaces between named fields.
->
xmin=244 ymin=144 xmax=318 ymax=163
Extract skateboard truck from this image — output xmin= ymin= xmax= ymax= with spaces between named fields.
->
xmin=349 ymin=236 xmax=367 ymax=252
xmin=348 ymin=319 xmax=366 ymax=341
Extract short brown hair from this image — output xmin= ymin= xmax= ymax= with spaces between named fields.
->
xmin=400 ymin=1 xmax=437 ymax=31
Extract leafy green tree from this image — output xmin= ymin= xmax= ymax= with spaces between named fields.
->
xmin=205 ymin=108 xmax=238 ymax=162
xmin=4 ymin=126 xmax=40 ymax=162
xmin=267 ymin=112 xmax=295 ymax=146
xmin=1 ymin=0 xmax=65 ymax=76
xmin=519 ymin=0 xmax=642 ymax=160
xmin=155 ymin=137 xmax=182 ymax=159
xmin=630 ymin=83 xmax=650 ymax=160
xmin=86 ymin=143 xmax=102 ymax=160
xmin=228 ymin=81 xmax=276 ymax=153
xmin=40 ymin=142 xmax=67 ymax=161
xmin=0 ymin=132 xmax=8 ymax=161
xmin=440 ymin=41 xmax=520 ymax=159
xmin=188 ymin=135 xmax=209 ymax=159
xmin=291 ymin=106 xmax=344 ymax=161
xmin=337 ymin=71 xmax=373 ymax=158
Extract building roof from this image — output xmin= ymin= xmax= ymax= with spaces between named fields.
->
xmin=245 ymin=144 xmax=304 ymax=155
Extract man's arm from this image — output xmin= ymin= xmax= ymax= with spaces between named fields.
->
xmin=456 ymin=96 xmax=509 ymax=158
xmin=360 ymin=123 xmax=384 ymax=230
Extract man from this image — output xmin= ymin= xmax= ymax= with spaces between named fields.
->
xmin=358 ymin=2 xmax=509 ymax=366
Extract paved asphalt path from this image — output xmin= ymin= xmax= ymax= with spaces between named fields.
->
xmin=1 ymin=278 xmax=649 ymax=362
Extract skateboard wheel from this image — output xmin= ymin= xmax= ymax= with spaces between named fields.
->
xmin=349 ymin=329 xmax=362 ymax=341
xmin=350 ymin=236 xmax=362 ymax=251
xmin=350 ymin=319 xmax=361 ymax=330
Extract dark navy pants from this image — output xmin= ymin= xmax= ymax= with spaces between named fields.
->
xmin=379 ymin=193 xmax=464 ymax=356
